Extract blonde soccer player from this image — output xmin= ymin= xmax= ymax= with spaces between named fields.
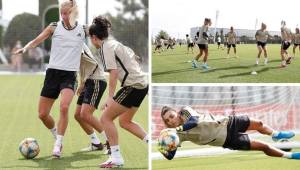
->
xmin=89 ymin=16 xmax=148 ymax=168
xmin=15 ymin=0 xmax=87 ymax=158
xmin=158 ymin=106 xmax=300 ymax=160
xmin=255 ymin=23 xmax=272 ymax=65
xmin=292 ymin=28 xmax=300 ymax=57
xmin=226 ymin=26 xmax=238 ymax=58
xmin=192 ymin=18 xmax=212 ymax=70
xmin=280 ymin=21 xmax=293 ymax=67
xmin=73 ymin=43 xmax=110 ymax=153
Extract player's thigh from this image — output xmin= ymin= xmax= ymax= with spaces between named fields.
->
xmin=247 ymin=118 xmax=263 ymax=131
xmin=119 ymin=107 xmax=139 ymax=123
xmin=60 ymin=88 xmax=75 ymax=108
xmin=81 ymin=103 xmax=96 ymax=116
xmin=38 ymin=96 xmax=55 ymax=115
xmin=102 ymin=99 xmax=128 ymax=121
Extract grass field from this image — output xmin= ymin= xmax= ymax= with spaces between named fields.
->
xmin=152 ymin=44 xmax=300 ymax=83
xmin=0 ymin=75 xmax=148 ymax=170
xmin=152 ymin=137 xmax=300 ymax=170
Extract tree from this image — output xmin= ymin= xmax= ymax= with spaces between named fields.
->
xmin=155 ymin=30 xmax=169 ymax=40
xmin=108 ymin=0 xmax=148 ymax=63
xmin=4 ymin=13 xmax=42 ymax=49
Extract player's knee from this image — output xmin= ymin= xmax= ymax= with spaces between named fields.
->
xmin=80 ymin=111 xmax=90 ymax=122
xmin=74 ymin=111 xmax=81 ymax=122
xmin=38 ymin=111 xmax=48 ymax=120
xmin=60 ymin=103 xmax=70 ymax=115
xmin=256 ymin=120 xmax=263 ymax=128
xmin=119 ymin=119 xmax=130 ymax=130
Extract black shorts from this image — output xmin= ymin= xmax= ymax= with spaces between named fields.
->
xmin=113 ymin=85 xmax=148 ymax=108
xmin=294 ymin=43 xmax=300 ymax=46
xmin=281 ymin=41 xmax=291 ymax=50
xmin=77 ymin=79 xmax=107 ymax=109
xmin=197 ymin=44 xmax=208 ymax=50
xmin=188 ymin=43 xmax=194 ymax=47
xmin=227 ymin=44 xmax=236 ymax=48
xmin=217 ymin=42 xmax=221 ymax=45
xmin=257 ymin=41 xmax=267 ymax=48
xmin=41 ymin=68 xmax=77 ymax=99
xmin=223 ymin=115 xmax=251 ymax=150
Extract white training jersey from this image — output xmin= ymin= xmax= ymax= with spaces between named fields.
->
xmin=217 ymin=37 xmax=221 ymax=43
xmin=186 ymin=37 xmax=192 ymax=44
xmin=294 ymin=33 xmax=300 ymax=44
xmin=281 ymin=26 xmax=292 ymax=42
xmin=255 ymin=30 xmax=270 ymax=43
xmin=227 ymin=31 xmax=236 ymax=44
xmin=48 ymin=21 xmax=86 ymax=71
xmin=177 ymin=106 xmax=229 ymax=147
xmin=98 ymin=37 xmax=147 ymax=89
xmin=80 ymin=43 xmax=106 ymax=83
xmin=197 ymin=25 xmax=209 ymax=44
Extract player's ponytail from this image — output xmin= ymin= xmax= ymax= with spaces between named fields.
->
xmin=89 ymin=15 xmax=112 ymax=40
xmin=69 ymin=0 xmax=79 ymax=28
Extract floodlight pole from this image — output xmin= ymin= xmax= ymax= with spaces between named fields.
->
xmin=215 ymin=10 xmax=219 ymax=43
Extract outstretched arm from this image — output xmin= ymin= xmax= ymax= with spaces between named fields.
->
xmin=158 ymin=147 xmax=177 ymax=160
xmin=176 ymin=116 xmax=199 ymax=131
xmin=14 ymin=26 xmax=54 ymax=54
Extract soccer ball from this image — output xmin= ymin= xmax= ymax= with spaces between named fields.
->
xmin=19 ymin=138 xmax=40 ymax=159
xmin=158 ymin=129 xmax=179 ymax=151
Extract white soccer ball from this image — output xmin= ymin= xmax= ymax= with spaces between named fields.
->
xmin=19 ymin=138 xmax=40 ymax=159
xmin=251 ymin=71 xmax=257 ymax=75
xmin=158 ymin=129 xmax=180 ymax=151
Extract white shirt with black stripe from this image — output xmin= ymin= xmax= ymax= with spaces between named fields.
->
xmin=97 ymin=37 xmax=147 ymax=89
xmin=48 ymin=21 xmax=86 ymax=71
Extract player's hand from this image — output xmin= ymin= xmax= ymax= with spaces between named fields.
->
xmin=158 ymin=146 xmax=168 ymax=156
xmin=14 ymin=48 xmax=26 ymax=55
xmin=76 ymin=84 xmax=84 ymax=96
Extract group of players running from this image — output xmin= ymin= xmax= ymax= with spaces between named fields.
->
xmin=154 ymin=18 xmax=300 ymax=69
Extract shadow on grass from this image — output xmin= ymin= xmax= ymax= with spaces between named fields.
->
xmin=219 ymin=66 xmax=279 ymax=79
xmin=152 ymin=68 xmax=196 ymax=76
xmin=1 ymin=151 xmax=147 ymax=170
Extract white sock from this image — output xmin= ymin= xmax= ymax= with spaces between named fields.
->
xmin=282 ymin=152 xmax=292 ymax=158
xmin=55 ymin=135 xmax=63 ymax=146
xmin=282 ymin=60 xmax=286 ymax=65
xmin=264 ymin=58 xmax=268 ymax=64
xmin=50 ymin=127 xmax=57 ymax=138
xmin=271 ymin=130 xmax=279 ymax=137
xmin=143 ymin=135 xmax=149 ymax=143
xmin=256 ymin=58 xmax=259 ymax=65
xmin=101 ymin=131 xmax=108 ymax=141
xmin=111 ymin=145 xmax=122 ymax=158
xmin=89 ymin=132 xmax=100 ymax=144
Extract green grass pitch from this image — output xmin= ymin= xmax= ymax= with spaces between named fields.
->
xmin=0 ymin=75 xmax=148 ymax=170
xmin=152 ymin=137 xmax=300 ymax=170
xmin=152 ymin=44 xmax=300 ymax=83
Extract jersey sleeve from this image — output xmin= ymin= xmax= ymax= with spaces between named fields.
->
xmin=101 ymin=43 xmax=117 ymax=71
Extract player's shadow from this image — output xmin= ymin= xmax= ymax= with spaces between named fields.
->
xmin=203 ymin=65 xmax=254 ymax=73
xmin=1 ymin=151 xmax=147 ymax=170
xmin=152 ymin=68 xmax=196 ymax=76
xmin=219 ymin=66 xmax=279 ymax=79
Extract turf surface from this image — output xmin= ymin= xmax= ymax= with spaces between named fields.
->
xmin=0 ymin=75 xmax=148 ymax=170
xmin=152 ymin=44 xmax=300 ymax=83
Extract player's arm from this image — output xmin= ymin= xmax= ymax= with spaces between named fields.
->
xmin=14 ymin=25 xmax=54 ymax=54
xmin=159 ymin=147 xmax=177 ymax=160
xmin=176 ymin=115 xmax=199 ymax=131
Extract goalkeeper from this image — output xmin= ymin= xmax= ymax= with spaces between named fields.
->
xmin=158 ymin=106 xmax=300 ymax=160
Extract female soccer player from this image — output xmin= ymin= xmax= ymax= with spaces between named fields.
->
xmin=159 ymin=106 xmax=300 ymax=160
xmin=255 ymin=23 xmax=272 ymax=65
xmin=186 ymin=34 xmax=194 ymax=54
xmin=280 ymin=21 xmax=293 ymax=67
xmin=192 ymin=18 xmax=212 ymax=70
xmin=293 ymin=28 xmax=300 ymax=57
xmin=15 ymin=0 xmax=86 ymax=158
xmin=74 ymin=43 xmax=110 ymax=153
xmin=226 ymin=26 xmax=238 ymax=58
xmin=89 ymin=16 xmax=148 ymax=168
